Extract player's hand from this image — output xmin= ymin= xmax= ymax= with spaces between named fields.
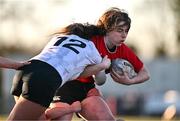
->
xmin=45 ymin=101 xmax=81 ymax=120
xmin=15 ymin=61 xmax=31 ymax=70
xmin=101 ymin=55 xmax=111 ymax=69
xmin=110 ymin=68 xmax=133 ymax=85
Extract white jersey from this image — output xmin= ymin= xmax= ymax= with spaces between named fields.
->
xmin=32 ymin=34 xmax=102 ymax=84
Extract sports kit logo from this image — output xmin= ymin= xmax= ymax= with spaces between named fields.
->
xmin=53 ymin=96 xmax=61 ymax=101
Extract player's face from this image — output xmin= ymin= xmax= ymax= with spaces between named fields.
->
xmin=107 ymin=22 xmax=129 ymax=46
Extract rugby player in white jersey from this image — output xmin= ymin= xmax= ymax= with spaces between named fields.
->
xmin=8 ymin=23 xmax=111 ymax=120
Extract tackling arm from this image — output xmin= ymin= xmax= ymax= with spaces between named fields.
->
xmin=0 ymin=56 xmax=30 ymax=69
xmin=79 ymin=55 xmax=111 ymax=85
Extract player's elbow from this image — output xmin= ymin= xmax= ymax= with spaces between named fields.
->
xmin=94 ymin=75 xmax=106 ymax=85
xmin=95 ymin=79 xmax=106 ymax=85
xmin=94 ymin=71 xmax=107 ymax=86
xmin=140 ymin=65 xmax=150 ymax=82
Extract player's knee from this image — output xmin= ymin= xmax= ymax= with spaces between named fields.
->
xmin=83 ymin=105 xmax=114 ymax=120
xmin=95 ymin=109 xmax=115 ymax=120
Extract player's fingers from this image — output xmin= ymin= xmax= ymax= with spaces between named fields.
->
xmin=124 ymin=72 xmax=129 ymax=79
xmin=23 ymin=61 xmax=31 ymax=65
xmin=110 ymin=71 xmax=119 ymax=81
xmin=103 ymin=55 xmax=108 ymax=59
xmin=111 ymin=68 xmax=119 ymax=76
xmin=45 ymin=107 xmax=61 ymax=119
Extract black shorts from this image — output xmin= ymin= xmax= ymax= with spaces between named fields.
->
xmin=11 ymin=60 xmax=62 ymax=107
xmin=53 ymin=80 xmax=95 ymax=104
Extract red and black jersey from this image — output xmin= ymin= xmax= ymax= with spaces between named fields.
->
xmin=77 ymin=36 xmax=143 ymax=83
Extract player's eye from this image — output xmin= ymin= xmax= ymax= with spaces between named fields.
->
xmin=117 ymin=29 xmax=123 ymax=32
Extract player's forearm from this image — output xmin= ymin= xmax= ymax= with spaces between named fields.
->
xmin=0 ymin=57 xmax=17 ymax=69
xmin=80 ymin=55 xmax=111 ymax=78
xmin=0 ymin=57 xmax=30 ymax=69
xmin=79 ymin=63 xmax=106 ymax=78
xmin=131 ymin=66 xmax=150 ymax=84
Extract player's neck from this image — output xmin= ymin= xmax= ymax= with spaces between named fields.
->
xmin=104 ymin=36 xmax=117 ymax=52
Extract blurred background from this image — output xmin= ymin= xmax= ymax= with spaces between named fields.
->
xmin=0 ymin=0 xmax=180 ymax=120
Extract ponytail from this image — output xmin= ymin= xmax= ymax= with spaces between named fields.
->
xmin=54 ymin=23 xmax=106 ymax=40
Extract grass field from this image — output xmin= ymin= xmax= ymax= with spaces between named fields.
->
xmin=1 ymin=115 xmax=180 ymax=121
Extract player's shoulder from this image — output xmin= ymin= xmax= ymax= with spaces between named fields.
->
xmin=50 ymin=34 xmax=68 ymax=41
xmin=71 ymin=34 xmax=91 ymax=42
xmin=54 ymin=34 xmax=81 ymax=40
xmin=119 ymin=43 xmax=134 ymax=52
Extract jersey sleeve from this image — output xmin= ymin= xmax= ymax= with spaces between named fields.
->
xmin=123 ymin=44 xmax=143 ymax=72
xmin=88 ymin=41 xmax=102 ymax=64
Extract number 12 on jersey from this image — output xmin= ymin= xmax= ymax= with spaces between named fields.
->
xmin=54 ymin=36 xmax=86 ymax=54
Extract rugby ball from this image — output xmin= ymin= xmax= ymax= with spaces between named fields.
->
xmin=111 ymin=58 xmax=137 ymax=79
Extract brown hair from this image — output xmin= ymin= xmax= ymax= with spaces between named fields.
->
xmin=55 ymin=23 xmax=105 ymax=40
xmin=97 ymin=7 xmax=131 ymax=32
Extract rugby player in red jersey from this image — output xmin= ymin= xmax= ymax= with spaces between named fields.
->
xmin=44 ymin=7 xmax=150 ymax=121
